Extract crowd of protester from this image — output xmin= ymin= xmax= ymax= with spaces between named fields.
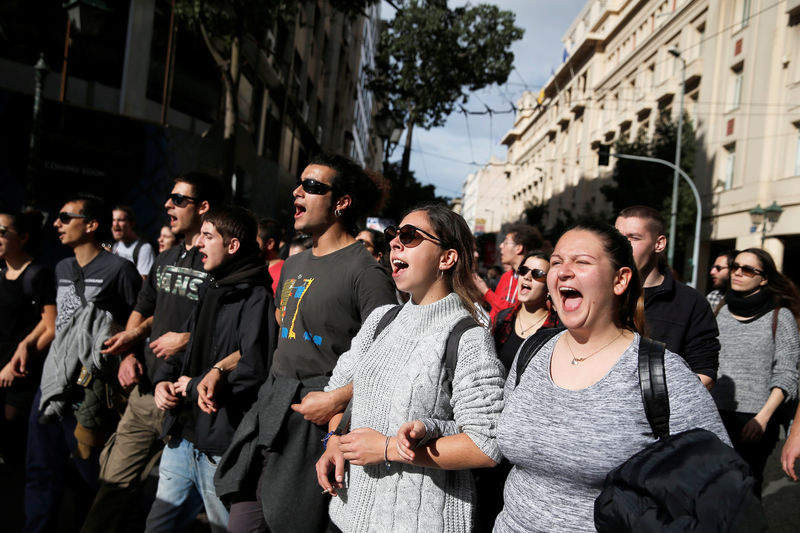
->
xmin=1 ymin=151 xmax=799 ymax=533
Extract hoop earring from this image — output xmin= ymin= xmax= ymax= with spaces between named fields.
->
xmin=334 ymin=209 xmax=342 ymax=217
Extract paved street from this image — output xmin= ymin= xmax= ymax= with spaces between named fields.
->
xmin=3 ymin=433 xmax=799 ymax=532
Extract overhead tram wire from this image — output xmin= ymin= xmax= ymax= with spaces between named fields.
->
xmin=461 ymin=107 xmax=478 ymax=165
xmin=405 ymin=129 xmax=798 ymax=169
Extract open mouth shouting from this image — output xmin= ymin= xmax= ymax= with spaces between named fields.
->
xmin=518 ymin=280 xmax=533 ymax=297
xmin=294 ymin=202 xmax=306 ymax=219
xmin=391 ymin=257 xmax=409 ymax=278
xmin=558 ymin=286 xmax=583 ymax=312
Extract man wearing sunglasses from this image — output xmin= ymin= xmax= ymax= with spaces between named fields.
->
xmin=473 ymin=224 xmax=544 ymax=321
xmin=81 ymin=173 xmax=224 ymax=533
xmin=707 ymin=250 xmax=738 ymax=310
xmin=615 ymin=206 xmax=720 ymax=389
xmin=215 ymin=153 xmax=395 ymax=533
xmin=25 ymin=194 xmax=142 ymax=533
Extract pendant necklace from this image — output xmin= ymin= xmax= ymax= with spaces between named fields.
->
xmin=565 ymin=330 xmax=623 ymax=366
xmin=517 ymin=311 xmax=547 ymax=336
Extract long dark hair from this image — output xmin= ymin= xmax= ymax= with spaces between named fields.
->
xmin=406 ymin=204 xmax=483 ymax=324
xmin=567 ymin=222 xmax=647 ymax=334
xmin=739 ymin=248 xmax=800 ymax=320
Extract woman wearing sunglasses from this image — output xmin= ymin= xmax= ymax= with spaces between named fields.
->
xmin=492 ymin=251 xmax=559 ymax=372
xmin=710 ymin=248 xmax=800 ymax=494
xmin=0 ymin=211 xmax=56 ymax=473
xmin=316 ymin=204 xmax=504 ymax=533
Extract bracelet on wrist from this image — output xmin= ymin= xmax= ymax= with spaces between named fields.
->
xmin=322 ymin=430 xmax=340 ymax=450
xmin=211 ymin=365 xmax=225 ymax=374
xmin=383 ymin=436 xmax=391 ymax=472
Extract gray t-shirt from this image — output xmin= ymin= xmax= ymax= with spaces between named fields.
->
xmin=112 ymin=238 xmax=155 ymax=276
xmin=494 ymin=332 xmax=730 ymax=533
xmin=271 ymin=242 xmax=396 ymax=380
xmin=55 ymin=250 xmax=141 ymax=332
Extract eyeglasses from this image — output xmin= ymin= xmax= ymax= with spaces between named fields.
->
xmin=0 ymin=224 xmax=14 ymax=237
xmin=297 ymin=178 xmax=333 ymax=195
xmin=710 ymin=264 xmax=729 ymax=272
xmin=730 ymin=262 xmax=764 ymax=278
xmin=167 ymin=193 xmax=198 ymax=208
xmin=518 ymin=265 xmax=547 ymax=281
xmin=57 ymin=212 xmax=88 ymax=224
xmin=384 ymin=224 xmax=447 ymax=248
xmin=356 ymin=238 xmax=375 ymax=250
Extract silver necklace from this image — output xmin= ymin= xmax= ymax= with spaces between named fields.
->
xmin=517 ymin=311 xmax=547 ymax=336
xmin=565 ymin=330 xmax=623 ymax=366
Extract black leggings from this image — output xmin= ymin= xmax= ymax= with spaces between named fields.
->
xmin=719 ymin=410 xmax=780 ymax=497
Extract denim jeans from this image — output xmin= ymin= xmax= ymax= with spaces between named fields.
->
xmin=144 ymin=438 xmax=229 ymax=533
xmin=24 ymin=388 xmax=101 ymax=533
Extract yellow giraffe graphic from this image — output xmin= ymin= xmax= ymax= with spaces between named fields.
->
xmin=288 ymin=278 xmax=314 ymax=339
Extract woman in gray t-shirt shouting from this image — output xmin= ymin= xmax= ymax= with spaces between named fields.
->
xmin=494 ymin=223 xmax=729 ymax=533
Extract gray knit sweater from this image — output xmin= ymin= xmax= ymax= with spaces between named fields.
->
xmin=711 ymin=306 xmax=800 ymax=413
xmin=494 ymin=332 xmax=730 ymax=533
xmin=324 ymin=293 xmax=505 ymax=533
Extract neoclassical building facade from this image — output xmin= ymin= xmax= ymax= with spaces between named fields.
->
xmin=484 ymin=0 xmax=800 ymax=286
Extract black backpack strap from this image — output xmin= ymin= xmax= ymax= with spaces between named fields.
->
xmin=442 ymin=316 xmax=481 ymax=396
xmin=638 ymin=337 xmax=669 ymax=439
xmin=514 ymin=326 xmax=565 ymax=387
xmin=373 ymin=305 xmax=402 ymax=341
xmin=132 ymin=240 xmax=144 ymax=266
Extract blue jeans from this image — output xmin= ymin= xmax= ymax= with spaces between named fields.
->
xmin=24 ymin=388 xmax=101 ymax=533
xmin=144 ymin=438 xmax=229 ymax=533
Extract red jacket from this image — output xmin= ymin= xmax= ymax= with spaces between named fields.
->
xmin=485 ymin=269 xmax=518 ymax=320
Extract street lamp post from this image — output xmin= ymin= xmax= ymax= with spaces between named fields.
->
xmin=612 ymin=152 xmax=702 ymax=288
xmin=26 ymin=53 xmax=49 ymax=209
xmin=749 ymin=201 xmax=783 ymax=248
xmin=667 ymin=46 xmax=686 ymax=269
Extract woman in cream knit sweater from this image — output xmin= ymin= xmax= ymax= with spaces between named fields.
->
xmin=316 ymin=205 xmax=505 ymax=533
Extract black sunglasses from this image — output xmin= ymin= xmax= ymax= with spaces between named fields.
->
xmin=297 ymin=178 xmax=333 ymax=195
xmin=0 ymin=224 xmax=13 ymax=237
xmin=518 ymin=265 xmax=547 ymax=281
xmin=57 ymin=212 xmax=88 ymax=224
xmin=710 ymin=264 xmax=729 ymax=272
xmin=384 ymin=224 xmax=447 ymax=248
xmin=731 ymin=262 xmax=764 ymax=278
xmin=167 ymin=193 xmax=199 ymax=208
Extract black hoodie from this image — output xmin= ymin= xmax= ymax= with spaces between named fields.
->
xmin=154 ymin=250 xmax=277 ymax=454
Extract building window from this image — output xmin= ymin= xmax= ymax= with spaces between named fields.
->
xmin=794 ymin=126 xmax=800 ymax=176
xmin=731 ymin=66 xmax=743 ymax=110
xmin=724 ymin=144 xmax=736 ymax=190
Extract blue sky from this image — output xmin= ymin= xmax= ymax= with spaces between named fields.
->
xmin=380 ymin=0 xmax=587 ymax=197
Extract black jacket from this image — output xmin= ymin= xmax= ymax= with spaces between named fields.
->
xmin=595 ymin=428 xmax=765 ymax=532
xmin=154 ymin=260 xmax=276 ymax=455
xmin=644 ymin=269 xmax=720 ymax=381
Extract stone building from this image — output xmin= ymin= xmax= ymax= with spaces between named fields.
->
xmin=0 ymin=0 xmax=383 ymax=233
xmin=493 ymin=0 xmax=800 ymax=286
